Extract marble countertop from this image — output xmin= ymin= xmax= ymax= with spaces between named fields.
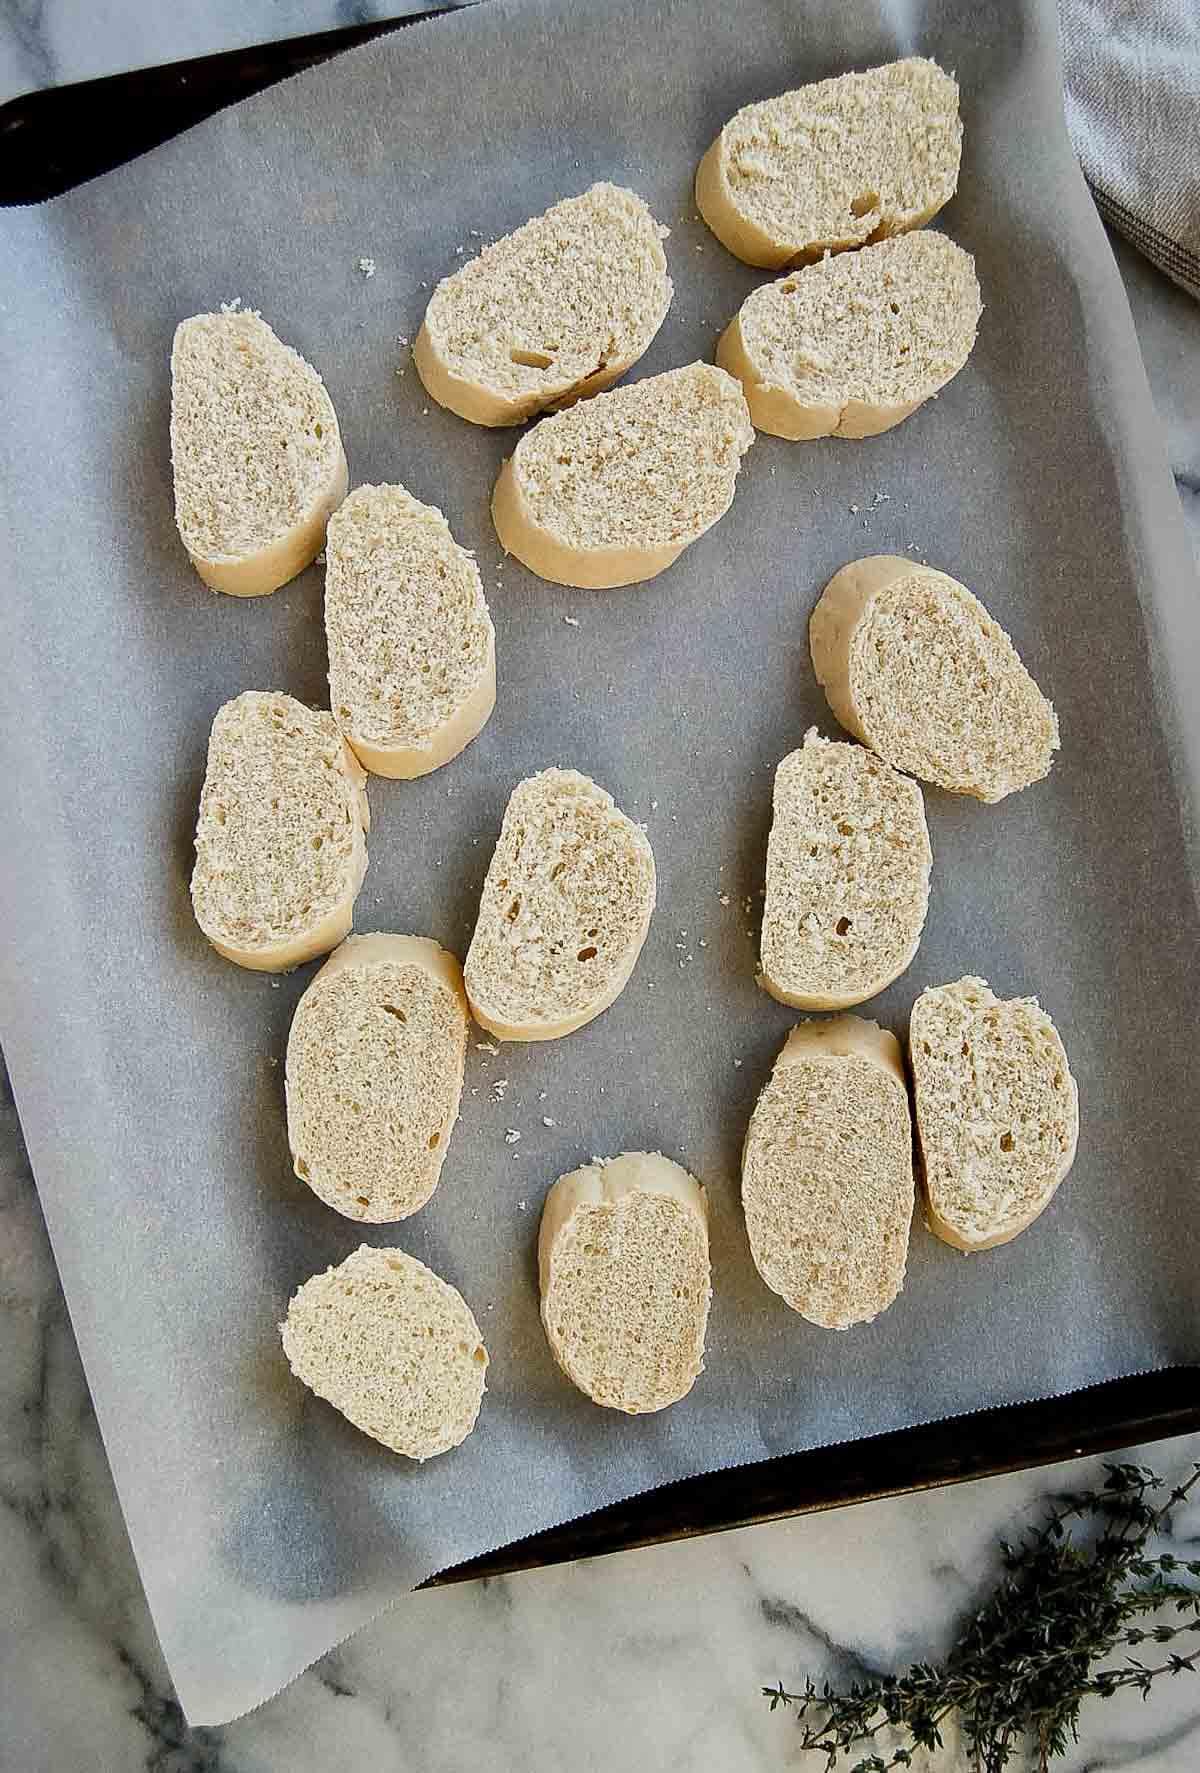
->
xmin=2 ymin=7 xmax=1198 ymax=1770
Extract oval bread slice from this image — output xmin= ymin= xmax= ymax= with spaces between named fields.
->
xmin=742 ymin=1016 xmax=914 ymax=1328
xmin=280 ymin=1246 xmax=488 ymax=1460
xmin=285 ymin=934 xmax=469 ymax=1222
xmin=414 ymin=183 xmax=672 ymax=427
xmin=191 ymin=690 xmax=370 ymax=971
xmin=909 ymin=976 xmax=1079 ymax=1251
xmin=171 ymin=309 xmax=347 ymax=596
xmin=464 ymin=768 xmax=655 ymax=1040
xmin=325 ymin=484 xmax=496 ymax=779
xmin=717 ymin=232 xmax=981 ymax=440
xmin=696 ymin=57 xmax=962 ymax=270
xmin=810 ymin=556 xmax=1059 ymax=802
xmin=491 ymin=363 xmax=754 ymax=588
xmin=539 ymin=1152 xmax=710 ymax=1413
xmin=760 ymin=730 xmax=931 ymax=1010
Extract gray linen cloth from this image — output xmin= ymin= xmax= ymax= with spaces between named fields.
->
xmin=1061 ymin=0 xmax=1200 ymax=300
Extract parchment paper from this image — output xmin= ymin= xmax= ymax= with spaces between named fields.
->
xmin=1 ymin=0 xmax=1198 ymax=1727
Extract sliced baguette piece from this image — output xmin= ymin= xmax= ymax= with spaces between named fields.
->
xmin=761 ymin=730 xmax=931 ymax=1009
xmin=170 ymin=309 xmax=347 ymax=596
xmin=909 ymin=976 xmax=1079 ymax=1252
xmin=491 ymin=363 xmax=754 ymax=588
xmin=464 ymin=769 xmax=655 ymax=1040
xmin=741 ymin=1016 xmax=914 ymax=1328
xmin=696 ymin=57 xmax=962 ymax=270
xmin=414 ymin=183 xmax=672 ymax=427
xmin=285 ymin=934 xmax=469 ymax=1222
xmin=716 ymin=231 xmax=981 ymax=440
xmin=539 ymin=1152 xmax=710 ymax=1413
xmin=280 ymin=1246 xmax=488 ymax=1460
xmin=324 ymin=484 xmax=495 ymax=779
xmin=191 ymin=690 xmax=370 ymax=972
xmin=810 ymin=556 xmax=1059 ymax=802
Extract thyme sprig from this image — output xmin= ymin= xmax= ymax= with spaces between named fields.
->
xmin=764 ymin=1461 xmax=1200 ymax=1772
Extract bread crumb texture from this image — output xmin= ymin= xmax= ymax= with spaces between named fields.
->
xmin=171 ymin=310 xmax=342 ymax=562
xmin=716 ymin=58 xmax=961 ymax=258
xmin=281 ymin=1246 xmax=487 ymax=1460
xmin=542 ymin=1157 xmax=710 ymax=1411
xmin=736 ymin=231 xmax=980 ymax=414
xmin=286 ymin=951 xmax=467 ymax=1222
xmin=325 ymin=484 xmax=493 ymax=753
xmin=510 ymin=362 xmax=753 ymax=551
xmin=761 ymin=730 xmax=931 ymax=1005
xmin=422 ymin=183 xmax=671 ymax=413
xmin=910 ymin=977 xmax=1078 ymax=1248
xmin=191 ymin=691 xmax=367 ymax=959
xmin=465 ymin=769 xmax=655 ymax=1034
xmin=837 ymin=565 xmax=1058 ymax=800
xmin=743 ymin=1034 xmax=913 ymax=1328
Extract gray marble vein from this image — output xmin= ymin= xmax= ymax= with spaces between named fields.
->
xmin=1 ymin=3 xmax=1198 ymax=1768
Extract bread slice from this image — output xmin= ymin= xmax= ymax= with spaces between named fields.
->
xmin=716 ymin=231 xmax=981 ymax=440
xmin=741 ymin=1016 xmax=914 ymax=1328
xmin=810 ymin=556 xmax=1059 ymax=802
xmin=491 ymin=363 xmax=754 ymax=588
xmin=285 ymin=934 xmax=468 ymax=1222
xmin=464 ymin=769 xmax=655 ymax=1040
xmin=280 ymin=1246 xmax=488 ymax=1460
xmin=539 ymin=1152 xmax=710 ymax=1412
xmin=414 ymin=184 xmax=672 ymax=428
xmin=909 ymin=976 xmax=1079 ymax=1251
xmin=170 ymin=309 xmax=347 ymax=596
xmin=760 ymin=730 xmax=931 ymax=1010
xmin=191 ymin=690 xmax=370 ymax=971
xmin=324 ymin=484 xmax=495 ymax=779
xmin=696 ymin=57 xmax=962 ymax=270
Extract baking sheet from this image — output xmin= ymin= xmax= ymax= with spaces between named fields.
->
xmin=1 ymin=0 xmax=1198 ymax=1727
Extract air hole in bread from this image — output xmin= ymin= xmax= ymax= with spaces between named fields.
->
xmin=428 ymin=1132 xmax=440 ymax=1149
xmin=381 ymin=1004 xmax=407 ymax=1023
xmin=296 ymin=1157 xmax=310 ymax=1179
xmin=850 ymin=190 xmax=879 ymax=218
xmin=835 ymin=916 xmax=852 ymax=936
xmin=1000 ymin=1132 xmax=1014 ymax=1152
xmin=577 ymin=946 xmax=598 ymax=961
xmin=837 ymin=821 xmax=854 ymax=836
xmin=356 ymin=1194 xmax=370 ymax=1207
xmin=510 ymin=347 xmax=556 ymax=369
xmin=506 ymin=898 xmax=521 ymax=922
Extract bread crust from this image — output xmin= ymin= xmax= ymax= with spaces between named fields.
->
xmin=539 ymin=1152 xmax=710 ymax=1412
xmin=717 ymin=312 xmax=924 ymax=441
xmin=192 ymin=700 xmax=370 ymax=973
xmin=741 ymin=1016 xmax=913 ymax=1327
xmin=909 ymin=979 xmax=1079 ymax=1251
xmin=285 ymin=934 xmax=467 ymax=1221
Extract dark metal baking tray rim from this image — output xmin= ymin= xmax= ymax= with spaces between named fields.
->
xmin=429 ymin=1366 xmax=1200 ymax=1585
xmin=4 ymin=15 xmax=1197 ymax=1576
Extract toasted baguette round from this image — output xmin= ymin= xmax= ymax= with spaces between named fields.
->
xmin=909 ymin=976 xmax=1079 ymax=1251
xmin=696 ymin=57 xmax=962 ymax=270
xmin=760 ymin=730 xmax=931 ymax=1010
xmin=464 ymin=768 xmax=655 ymax=1040
xmin=539 ymin=1152 xmax=710 ymax=1413
xmin=491 ymin=363 xmax=754 ymax=588
xmin=741 ymin=1017 xmax=914 ymax=1328
xmin=285 ymin=934 xmax=469 ymax=1222
xmin=810 ymin=556 xmax=1059 ymax=802
xmin=280 ymin=1246 xmax=488 ymax=1460
xmin=170 ymin=309 xmax=347 ymax=596
xmin=324 ymin=484 xmax=495 ymax=779
xmin=191 ymin=691 xmax=370 ymax=972
xmin=716 ymin=232 xmax=981 ymax=440
xmin=414 ymin=183 xmax=672 ymax=427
